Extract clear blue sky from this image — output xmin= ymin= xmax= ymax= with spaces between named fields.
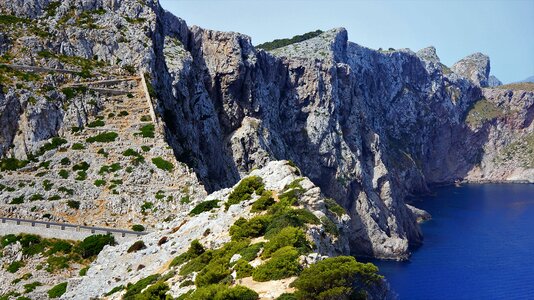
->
xmin=160 ymin=0 xmax=533 ymax=83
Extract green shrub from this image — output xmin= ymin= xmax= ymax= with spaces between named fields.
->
xmin=226 ymin=176 xmax=264 ymax=208
xmin=179 ymin=250 xmax=214 ymax=276
xmin=105 ymin=285 xmax=124 ymax=296
xmin=77 ymin=234 xmax=115 ymax=258
xmin=47 ymin=282 xmax=67 ymax=298
xmin=43 ymin=179 xmax=53 ymax=191
xmin=135 ymin=124 xmax=155 ymax=138
xmin=48 ymin=195 xmax=61 ymax=201
xmin=0 ymin=157 xmax=28 ymax=171
xmin=98 ymin=163 xmax=121 ymax=174
xmin=133 ymin=281 xmax=170 ymax=299
xmin=229 ymin=216 xmax=271 ymax=240
xmin=122 ymin=274 xmax=160 ymax=300
xmin=277 ymin=293 xmax=298 ymax=300
xmin=23 ymin=281 xmax=42 ymax=293
xmin=141 ymin=145 xmax=151 ymax=152
xmin=251 ymin=190 xmax=275 ymax=212
xmin=71 ymin=143 xmax=85 ymax=150
xmin=188 ymin=284 xmax=258 ymax=300
xmin=79 ymin=266 xmax=89 ymax=276
xmin=151 ymin=157 xmax=174 ymax=171
xmin=58 ymin=169 xmax=69 ymax=179
xmin=324 ymin=198 xmax=345 ymax=217
xmin=189 ymin=200 xmax=220 ymax=216
xmin=10 ymin=196 xmax=24 ymax=204
xmin=72 ymin=161 xmax=90 ymax=171
xmin=60 ymin=157 xmax=71 ymax=165
xmin=127 ymin=241 xmax=146 ymax=253
xmin=75 ymin=170 xmax=87 ymax=181
xmin=123 ymin=148 xmax=144 ymax=163
xmin=7 ymin=260 xmax=24 ymax=273
xmin=234 ymin=259 xmax=253 ymax=279
xmin=140 ymin=115 xmax=151 ymax=122
xmin=94 ymin=179 xmax=106 ymax=187
xmin=118 ymin=110 xmax=129 ymax=117
xmin=37 ymin=137 xmax=67 ymax=155
xmin=30 ymin=193 xmax=44 ymax=201
xmin=256 ymin=30 xmax=323 ymax=51
xmin=46 ymin=255 xmax=70 ymax=272
xmin=170 ymin=240 xmax=205 ymax=268
xmin=264 ymin=209 xmax=319 ymax=238
xmin=86 ymin=131 xmax=118 ymax=143
xmin=67 ymin=200 xmax=80 ymax=209
xmin=262 ymin=227 xmax=310 ymax=258
xmin=58 ymin=186 xmax=74 ymax=195
xmin=321 ymin=216 xmax=339 ymax=236
xmin=47 ymin=240 xmax=73 ymax=255
xmin=238 ymin=242 xmax=264 ymax=261
xmin=97 ymin=148 xmax=109 ymax=157
xmin=252 ymin=246 xmax=301 ymax=281
xmin=87 ymin=119 xmax=105 ymax=127
xmin=0 ymin=15 xmax=30 ymax=25
xmin=194 ymin=257 xmax=232 ymax=287
xmin=141 ymin=201 xmax=154 ymax=213
xmin=292 ymin=256 xmax=382 ymax=300
xmin=131 ymin=224 xmax=145 ymax=232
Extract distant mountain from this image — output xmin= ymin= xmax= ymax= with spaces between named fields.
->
xmin=518 ymin=76 xmax=534 ymax=83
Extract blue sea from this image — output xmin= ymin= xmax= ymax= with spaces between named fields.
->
xmin=371 ymin=184 xmax=534 ymax=300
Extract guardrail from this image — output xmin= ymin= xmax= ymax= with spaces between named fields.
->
xmin=0 ymin=217 xmax=148 ymax=238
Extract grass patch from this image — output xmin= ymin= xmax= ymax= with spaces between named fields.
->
xmin=151 ymin=157 xmax=174 ymax=172
xmin=465 ymin=98 xmax=504 ymax=127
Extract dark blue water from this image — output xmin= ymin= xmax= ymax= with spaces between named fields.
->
xmin=372 ymin=184 xmax=534 ymax=300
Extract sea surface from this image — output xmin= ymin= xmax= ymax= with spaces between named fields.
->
xmin=371 ymin=184 xmax=534 ymax=300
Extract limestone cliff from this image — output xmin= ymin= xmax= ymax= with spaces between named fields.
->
xmin=0 ymin=0 xmax=532 ymax=267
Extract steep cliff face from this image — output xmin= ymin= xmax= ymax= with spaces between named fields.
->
xmin=1 ymin=0 xmax=532 ymax=263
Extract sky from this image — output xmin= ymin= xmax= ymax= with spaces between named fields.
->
xmin=160 ymin=0 xmax=534 ymax=83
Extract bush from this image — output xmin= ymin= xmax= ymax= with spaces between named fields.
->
xmin=77 ymin=234 xmax=115 ymax=258
xmin=292 ymin=256 xmax=383 ymax=300
xmin=47 ymin=282 xmax=67 ymax=298
xmin=94 ymin=179 xmax=106 ymax=187
xmin=229 ymin=216 xmax=271 ymax=240
xmin=256 ymin=30 xmax=323 ymax=51
xmin=67 ymin=200 xmax=80 ymax=209
xmin=127 ymin=241 xmax=146 ymax=253
xmin=10 ymin=196 xmax=24 ymax=204
xmin=136 ymin=124 xmax=155 ymax=138
xmin=122 ymin=274 xmax=160 ymax=300
xmin=75 ymin=170 xmax=87 ymax=181
xmin=324 ymin=198 xmax=346 ymax=217
xmin=0 ymin=157 xmax=28 ymax=171
xmin=194 ymin=257 xmax=232 ymax=287
xmin=226 ymin=176 xmax=264 ymax=208
xmin=105 ymin=285 xmax=124 ymax=296
xmin=134 ymin=281 xmax=170 ymax=299
xmin=86 ymin=131 xmax=118 ymax=143
xmin=251 ymin=190 xmax=275 ymax=212
xmin=140 ymin=115 xmax=151 ymax=122
xmin=238 ymin=242 xmax=264 ymax=261
xmin=87 ymin=119 xmax=105 ymax=127
xmin=262 ymin=227 xmax=310 ymax=258
xmin=30 ymin=193 xmax=44 ymax=201
xmin=189 ymin=284 xmax=258 ymax=300
xmin=141 ymin=201 xmax=154 ymax=213
xmin=58 ymin=169 xmax=69 ymax=179
xmin=151 ymin=157 xmax=174 ymax=172
xmin=23 ymin=281 xmax=42 ymax=293
xmin=79 ymin=266 xmax=89 ymax=276
xmin=7 ymin=260 xmax=24 ymax=273
xmin=252 ymin=246 xmax=301 ymax=282
xmin=60 ymin=157 xmax=71 ymax=165
xmin=264 ymin=209 xmax=319 ymax=238
xmin=71 ymin=143 xmax=85 ymax=150
xmin=277 ymin=293 xmax=298 ymax=300
xmin=37 ymin=137 xmax=67 ymax=155
xmin=189 ymin=200 xmax=220 ymax=216
xmin=72 ymin=161 xmax=90 ymax=171
xmin=321 ymin=216 xmax=339 ymax=236
xmin=170 ymin=239 xmax=205 ymax=268
xmin=234 ymin=259 xmax=253 ymax=279
xmin=131 ymin=224 xmax=145 ymax=232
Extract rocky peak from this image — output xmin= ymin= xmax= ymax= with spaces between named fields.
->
xmin=488 ymin=75 xmax=502 ymax=87
xmin=451 ymin=52 xmax=491 ymax=87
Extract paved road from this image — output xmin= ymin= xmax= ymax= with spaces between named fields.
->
xmin=0 ymin=217 xmax=148 ymax=238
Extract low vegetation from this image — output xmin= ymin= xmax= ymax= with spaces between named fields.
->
xmin=256 ymin=30 xmax=324 ymax=51
xmin=226 ymin=176 xmax=264 ymax=209
xmin=151 ymin=157 xmax=174 ymax=172
xmin=189 ymin=200 xmax=220 ymax=216
xmin=465 ymin=98 xmax=504 ymax=127
xmin=86 ymin=131 xmax=118 ymax=143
